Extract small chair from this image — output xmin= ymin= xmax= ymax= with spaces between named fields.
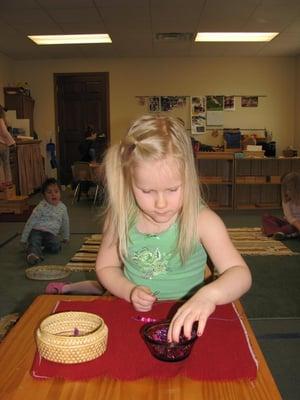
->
xmin=89 ymin=163 xmax=105 ymax=206
xmin=71 ymin=162 xmax=93 ymax=204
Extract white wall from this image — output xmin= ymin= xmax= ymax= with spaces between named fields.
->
xmin=10 ymin=56 xmax=297 ymax=175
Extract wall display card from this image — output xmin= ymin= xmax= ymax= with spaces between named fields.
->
xmin=191 ymin=96 xmax=206 ymax=134
xmin=206 ymin=110 xmax=224 ymax=126
xmin=206 ymin=96 xmax=224 ymax=111
xmin=160 ymin=96 xmax=186 ymax=111
xmin=148 ymin=96 xmax=160 ymax=112
xmin=224 ymin=96 xmax=235 ymax=111
xmin=206 ymin=96 xmax=224 ymax=126
xmin=241 ymin=96 xmax=258 ymax=107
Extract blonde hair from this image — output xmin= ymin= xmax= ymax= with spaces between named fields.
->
xmin=104 ymin=114 xmax=204 ymax=261
xmin=281 ymin=172 xmax=300 ymax=204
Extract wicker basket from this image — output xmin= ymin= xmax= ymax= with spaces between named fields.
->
xmin=36 ymin=311 xmax=108 ymax=363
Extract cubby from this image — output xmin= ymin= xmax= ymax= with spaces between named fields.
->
xmin=195 ymin=153 xmax=234 ymax=209
xmin=195 ymin=153 xmax=300 ymax=210
xmin=235 ymin=157 xmax=300 ymax=209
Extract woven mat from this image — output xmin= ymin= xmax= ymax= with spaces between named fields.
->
xmin=66 ymin=228 xmax=297 ymax=272
xmin=66 ymin=234 xmax=102 ymax=271
xmin=0 ymin=313 xmax=19 ymax=341
xmin=228 ymin=227 xmax=298 ymax=256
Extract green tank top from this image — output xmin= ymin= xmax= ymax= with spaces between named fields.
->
xmin=124 ymin=222 xmax=207 ymax=300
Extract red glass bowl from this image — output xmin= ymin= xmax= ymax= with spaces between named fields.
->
xmin=141 ymin=320 xmax=197 ymax=362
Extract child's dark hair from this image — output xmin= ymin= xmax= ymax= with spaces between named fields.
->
xmin=41 ymin=178 xmax=60 ymax=194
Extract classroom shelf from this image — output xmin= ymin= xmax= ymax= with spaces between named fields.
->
xmin=195 ymin=153 xmax=300 ymax=210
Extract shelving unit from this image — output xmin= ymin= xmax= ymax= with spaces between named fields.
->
xmin=235 ymin=157 xmax=300 ymax=209
xmin=195 ymin=153 xmax=300 ymax=210
xmin=195 ymin=152 xmax=234 ymax=209
xmin=4 ymin=87 xmax=35 ymax=135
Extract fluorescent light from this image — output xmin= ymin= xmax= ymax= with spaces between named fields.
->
xmin=195 ymin=32 xmax=278 ymax=42
xmin=28 ymin=34 xmax=112 ymax=45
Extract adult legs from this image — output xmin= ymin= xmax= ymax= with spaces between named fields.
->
xmin=0 ymin=143 xmax=12 ymax=183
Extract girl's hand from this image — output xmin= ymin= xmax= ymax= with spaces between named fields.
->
xmin=130 ymin=285 xmax=157 ymax=312
xmin=167 ymin=294 xmax=216 ymax=343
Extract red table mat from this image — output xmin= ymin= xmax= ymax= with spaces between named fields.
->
xmin=31 ymin=298 xmax=258 ymax=381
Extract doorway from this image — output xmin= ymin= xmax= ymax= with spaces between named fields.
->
xmin=54 ymin=72 xmax=110 ymax=184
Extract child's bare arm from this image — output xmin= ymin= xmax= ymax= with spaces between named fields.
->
xmin=95 ymin=224 xmax=156 ymax=310
xmin=168 ymin=208 xmax=251 ymax=342
xmin=95 ymin=234 xmax=133 ymax=301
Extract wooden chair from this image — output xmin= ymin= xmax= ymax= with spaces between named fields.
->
xmin=71 ymin=162 xmax=92 ymax=204
xmin=89 ymin=163 xmax=105 ymax=206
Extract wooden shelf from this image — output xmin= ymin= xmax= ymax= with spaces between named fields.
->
xmin=236 ymin=203 xmax=281 ymax=210
xmin=196 ymin=155 xmax=300 ymax=210
xmin=200 ymin=178 xmax=233 ymax=185
xmin=195 ymin=152 xmax=234 ymax=160
xmin=235 ymin=181 xmax=281 ymax=185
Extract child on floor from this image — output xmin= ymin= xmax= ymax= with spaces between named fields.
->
xmin=94 ymin=114 xmax=251 ymax=342
xmin=21 ymin=178 xmax=70 ymax=265
xmin=262 ymin=172 xmax=300 ymax=240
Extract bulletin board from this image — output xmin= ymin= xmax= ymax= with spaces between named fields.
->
xmin=135 ymin=94 xmax=268 ymax=137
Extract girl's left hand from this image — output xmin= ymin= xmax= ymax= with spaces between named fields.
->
xmin=167 ymin=294 xmax=216 ymax=343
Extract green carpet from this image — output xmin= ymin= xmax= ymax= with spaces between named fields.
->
xmin=241 ymin=255 xmax=300 ymax=318
xmin=0 ymin=234 xmax=96 ymax=317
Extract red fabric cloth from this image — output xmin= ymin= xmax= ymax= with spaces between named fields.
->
xmin=31 ymin=298 xmax=258 ymax=381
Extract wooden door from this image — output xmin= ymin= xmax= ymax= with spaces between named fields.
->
xmin=55 ymin=73 xmax=110 ymax=184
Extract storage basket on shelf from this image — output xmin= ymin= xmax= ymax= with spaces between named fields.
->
xmin=36 ymin=311 xmax=108 ymax=364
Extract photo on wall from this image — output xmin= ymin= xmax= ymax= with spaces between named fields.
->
xmin=206 ymin=96 xmax=224 ymax=111
xmin=206 ymin=95 xmax=224 ymax=126
xmin=241 ymin=96 xmax=258 ymax=107
xmin=191 ymin=96 xmax=206 ymax=134
xmin=224 ymin=96 xmax=235 ymax=111
xmin=148 ymin=96 xmax=160 ymax=112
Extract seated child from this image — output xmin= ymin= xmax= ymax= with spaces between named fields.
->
xmin=96 ymin=114 xmax=252 ymax=342
xmin=262 ymin=172 xmax=300 ymax=240
xmin=21 ymin=178 xmax=70 ymax=265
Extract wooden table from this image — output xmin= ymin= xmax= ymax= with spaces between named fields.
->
xmin=0 ymin=295 xmax=282 ymax=400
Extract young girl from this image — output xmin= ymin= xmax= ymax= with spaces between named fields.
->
xmin=262 ymin=172 xmax=300 ymax=240
xmin=96 ymin=114 xmax=252 ymax=342
xmin=21 ymin=178 xmax=70 ymax=265
xmin=0 ymin=105 xmax=15 ymax=189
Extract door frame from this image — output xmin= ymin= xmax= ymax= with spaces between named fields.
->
xmin=53 ymin=72 xmax=110 ymax=183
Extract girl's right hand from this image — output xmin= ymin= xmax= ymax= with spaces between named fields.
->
xmin=130 ymin=285 xmax=157 ymax=312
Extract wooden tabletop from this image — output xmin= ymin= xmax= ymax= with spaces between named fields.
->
xmin=0 ymin=295 xmax=282 ymax=400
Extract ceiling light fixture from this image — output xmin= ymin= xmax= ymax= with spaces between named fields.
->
xmin=28 ymin=34 xmax=112 ymax=45
xmin=195 ymin=32 xmax=278 ymax=42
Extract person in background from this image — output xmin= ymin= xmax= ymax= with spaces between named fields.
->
xmin=95 ymin=114 xmax=252 ymax=342
xmin=21 ymin=178 xmax=70 ymax=265
xmin=0 ymin=105 xmax=15 ymax=190
xmin=262 ymin=172 xmax=300 ymax=240
xmin=78 ymin=126 xmax=97 ymax=162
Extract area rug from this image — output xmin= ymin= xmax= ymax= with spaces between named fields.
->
xmin=228 ymin=227 xmax=298 ymax=256
xmin=66 ymin=228 xmax=298 ymax=272
xmin=0 ymin=313 xmax=19 ymax=341
xmin=66 ymin=234 xmax=102 ymax=271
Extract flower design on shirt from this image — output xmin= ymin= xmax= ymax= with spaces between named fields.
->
xmin=132 ymin=247 xmax=171 ymax=279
